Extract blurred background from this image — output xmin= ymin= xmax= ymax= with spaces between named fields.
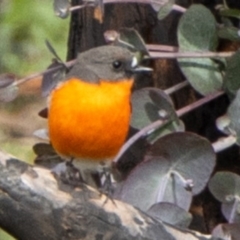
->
xmin=0 ymin=0 xmax=69 ymax=239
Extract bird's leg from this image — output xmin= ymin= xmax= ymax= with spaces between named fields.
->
xmin=63 ymin=158 xmax=86 ymax=186
xmin=52 ymin=158 xmax=86 ymax=187
xmin=98 ymin=164 xmax=116 ymax=202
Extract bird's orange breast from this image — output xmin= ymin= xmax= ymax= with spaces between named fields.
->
xmin=48 ymin=78 xmax=133 ymax=161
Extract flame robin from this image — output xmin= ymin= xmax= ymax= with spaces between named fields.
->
xmin=47 ymin=45 xmax=150 ymax=184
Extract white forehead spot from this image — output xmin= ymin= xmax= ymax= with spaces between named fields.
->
xmin=131 ymin=56 xmax=138 ymax=68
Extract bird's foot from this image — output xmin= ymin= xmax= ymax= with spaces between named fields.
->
xmin=52 ymin=160 xmax=85 ymax=187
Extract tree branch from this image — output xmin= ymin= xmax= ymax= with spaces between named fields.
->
xmin=0 ymin=152 xmax=214 ymax=240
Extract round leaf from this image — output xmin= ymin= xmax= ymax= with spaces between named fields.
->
xmin=212 ymin=223 xmax=240 ymax=240
xmin=218 ymin=26 xmax=240 ymax=42
xmin=33 ymin=143 xmax=56 ymax=156
xmin=118 ymin=28 xmax=149 ymax=56
xmin=227 ymin=89 xmax=240 ymax=143
xmin=177 ymin=4 xmax=222 ymax=95
xmin=131 ymin=87 xmax=181 ymax=130
xmin=131 ymin=88 xmax=172 ymax=129
xmin=115 ymin=132 xmax=216 ymax=211
xmin=220 ymin=8 xmax=240 ymax=20
xmin=222 ymin=200 xmax=240 ymax=223
xmin=33 ymin=128 xmax=49 ymax=141
xmin=115 ymin=155 xmax=193 ymax=211
xmin=157 ymin=0 xmax=175 ymax=20
xmin=41 ymin=60 xmax=65 ymax=97
xmin=178 ymin=58 xmax=223 ymax=95
xmin=131 ymin=88 xmax=183 ymax=142
xmin=53 ymin=0 xmax=70 ymax=18
xmin=147 ymin=202 xmax=192 ymax=228
xmin=208 ymin=171 xmax=240 ymax=203
xmin=0 ymin=73 xmax=16 ymax=88
xmin=178 ymin=4 xmax=218 ymax=51
xmin=0 ymin=84 xmax=18 ymax=102
xmin=224 ymin=51 xmax=240 ymax=98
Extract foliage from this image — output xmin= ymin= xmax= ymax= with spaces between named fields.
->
xmin=0 ymin=0 xmax=69 ymax=77
xmin=2 ymin=0 xmax=240 ymax=239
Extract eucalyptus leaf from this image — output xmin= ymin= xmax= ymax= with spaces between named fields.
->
xmin=147 ymin=202 xmax=192 ymax=227
xmin=53 ymin=0 xmax=70 ymax=18
xmin=218 ymin=26 xmax=240 ymax=42
xmin=208 ymin=171 xmax=240 ymax=203
xmin=157 ymin=0 xmax=175 ymax=20
xmin=33 ymin=142 xmax=56 ymax=156
xmin=45 ymin=40 xmax=63 ymax=62
xmin=221 ymin=200 xmax=240 ymax=223
xmin=115 ymin=132 xmax=216 ymax=211
xmin=41 ymin=60 xmax=66 ymax=97
xmin=227 ymin=89 xmax=240 ymax=143
xmin=212 ymin=223 xmax=240 ymax=240
xmin=178 ymin=58 xmax=223 ymax=95
xmin=221 ymin=16 xmax=234 ymax=27
xmin=131 ymin=88 xmax=183 ymax=142
xmin=216 ymin=114 xmax=232 ymax=135
xmin=118 ymin=28 xmax=149 ymax=56
xmin=151 ymin=0 xmax=167 ymax=11
xmin=209 ymin=171 xmax=240 ymax=223
xmin=131 ymin=88 xmax=174 ymax=129
xmin=224 ymin=51 xmax=240 ymax=98
xmin=177 ymin=4 xmax=222 ymax=95
xmin=0 ymin=84 xmax=18 ymax=102
xmin=178 ymin=4 xmax=218 ymax=51
xmin=0 ymin=73 xmax=16 ymax=88
xmin=115 ymin=155 xmax=193 ymax=211
xmin=33 ymin=129 xmax=49 ymax=141
xmin=220 ymin=8 xmax=240 ymax=20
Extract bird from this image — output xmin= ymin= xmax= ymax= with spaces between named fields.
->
xmin=47 ymin=45 xmax=150 ymax=186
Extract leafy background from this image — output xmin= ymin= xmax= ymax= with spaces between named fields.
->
xmin=0 ymin=0 xmax=69 ymax=239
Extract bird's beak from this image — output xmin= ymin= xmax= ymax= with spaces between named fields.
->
xmin=130 ymin=56 xmax=152 ymax=72
xmin=132 ymin=66 xmax=153 ymax=72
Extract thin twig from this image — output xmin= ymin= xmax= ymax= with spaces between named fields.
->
xmin=176 ymin=91 xmax=224 ymax=117
xmin=212 ymin=135 xmax=237 ymax=153
xmin=149 ymin=51 xmax=234 ymax=59
xmin=164 ymin=81 xmax=189 ymax=95
xmin=69 ymin=0 xmax=186 ymax=13
xmin=146 ymin=44 xmax=178 ymax=52
xmin=113 ymin=119 xmax=168 ymax=163
xmin=13 ymin=60 xmax=76 ymax=87
xmin=12 ymin=48 xmax=235 ymax=87
xmin=114 ymin=91 xmax=225 ymax=163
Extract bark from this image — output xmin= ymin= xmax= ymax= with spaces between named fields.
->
xmin=0 ymin=152 xmax=214 ymax=240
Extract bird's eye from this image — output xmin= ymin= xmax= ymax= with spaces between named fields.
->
xmin=112 ymin=60 xmax=123 ymax=70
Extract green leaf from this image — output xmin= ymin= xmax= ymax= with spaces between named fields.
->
xmin=224 ymin=51 xmax=240 ymax=98
xmin=212 ymin=223 xmax=240 ymax=239
xmin=216 ymin=114 xmax=232 ymax=135
xmin=0 ymin=84 xmax=18 ymax=102
xmin=177 ymin=4 xmax=222 ymax=95
xmin=209 ymin=172 xmax=240 ymax=223
xmin=118 ymin=28 xmax=149 ymax=57
xmin=227 ymin=89 xmax=240 ymax=144
xmin=131 ymin=88 xmax=183 ymax=141
xmin=0 ymin=73 xmax=16 ymax=88
xmin=115 ymin=132 xmax=216 ymax=211
xmin=178 ymin=58 xmax=223 ymax=95
xmin=131 ymin=88 xmax=174 ymax=129
xmin=147 ymin=203 xmax=192 ymax=228
xmin=41 ymin=60 xmax=66 ymax=97
xmin=45 ymin=40 xmax=63 ymax=62
xmin=218 ymin=26 xmax=240 ymax=42
xmin=53 ymin=0 xmax=70 ymax=19
xmin=220 ymin=8 xmax=240 ymax=20
xmin=157 ymin=0 xmax=175 ymax=20
xmin=178 ymin=4 xmax=218 ymax=51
